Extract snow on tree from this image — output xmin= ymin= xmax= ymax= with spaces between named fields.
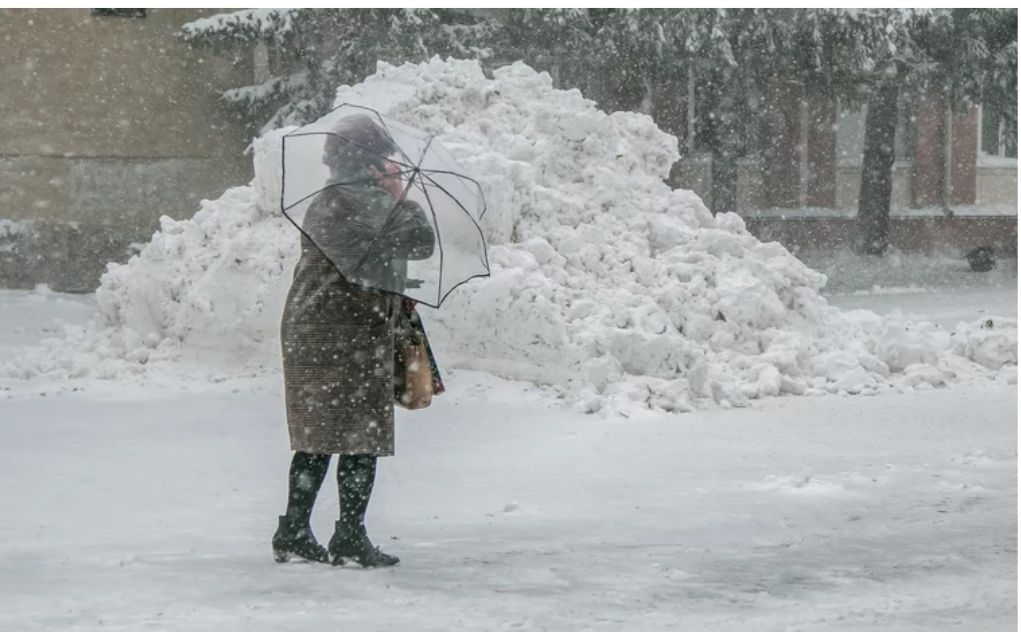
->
xmin=180 ymin=8 xmax=493 ymax=132
xmin=180 ymin=9 xmax=1016 ymax=247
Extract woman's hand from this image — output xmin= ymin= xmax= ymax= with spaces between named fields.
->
xmin=368 ymin=161 xmax=405 ymax=200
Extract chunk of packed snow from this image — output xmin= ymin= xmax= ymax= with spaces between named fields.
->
xmin=952 ymin=317 xmax=1019 ymax=370
xmin=2 ymin=58 xmax=1016 ymax=413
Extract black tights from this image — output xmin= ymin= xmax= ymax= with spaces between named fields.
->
xmin=284 ymin=452 xmax=378 ymax=531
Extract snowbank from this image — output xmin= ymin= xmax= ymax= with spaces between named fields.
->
xmin=3 ymin=58 xmax=1016 ymax=412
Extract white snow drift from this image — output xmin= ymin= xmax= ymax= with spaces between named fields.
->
xmin=3 ymin=58 xmax=1016 ymax=412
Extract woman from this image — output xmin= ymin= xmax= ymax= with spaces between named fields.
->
xmin=273 ymin=115 xmax=435 ymax=567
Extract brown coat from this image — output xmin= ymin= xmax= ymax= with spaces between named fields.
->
xmin=281 ymin=186 xmax=434 ymax=455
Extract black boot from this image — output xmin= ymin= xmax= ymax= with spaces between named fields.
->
xmin=328 ymin=454 xmax=399 ymax=568
xmin=273 ymin=515 xmax=329 ymax=563
xmin=273 ymin=451 xmax=331 ymax=564
xmin=328 ymin=521 xmax=399 ymax=567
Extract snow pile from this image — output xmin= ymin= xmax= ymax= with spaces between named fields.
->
xmin=3 ymin=58 xmax=1016 ymax=411
xmin=952 ymin=318 xmax=1018 ymax=370
xmin=2 ymin=187 xmax=296 ymax=380
xmin=0 ymin=219 xmax=33 ymax=254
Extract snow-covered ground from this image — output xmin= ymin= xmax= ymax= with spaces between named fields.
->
xmin=816 ymin=252 xmax=1018 ymax=330
xmin=1 ymin=284 xmax=1016 ymax=631
xmin=0 ymin=287 xmax=96 ymax=355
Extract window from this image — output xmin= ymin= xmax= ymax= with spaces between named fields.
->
xmin=91 ymin=9 xmax=147 ymax=18
xmin=835 ymin=98 xmax=915 ymax=167
xmin=893 ymin=100 xmax=915 ymax=163
xmin=979 ymin=103 xmax=1018 ymax=160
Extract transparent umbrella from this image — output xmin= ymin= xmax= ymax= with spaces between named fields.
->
xmin=281 ymin=103 xmax=490 ymax=307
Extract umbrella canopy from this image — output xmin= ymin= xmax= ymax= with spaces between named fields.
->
xmin=281 ymin=103 xmax=490 ymax=308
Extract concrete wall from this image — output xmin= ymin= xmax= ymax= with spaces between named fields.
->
xmin=745 ymin=216 xmax=1018 ymax=258
xmin=976 ymin=165 xmax=1020 ymax=208
xmin=669 ymin=158 xmax=768 ymax=214
xmin=834 ymin=164 xmax=917 ymax=212
xmin=0 ymin=8 xmax=254 ymax=291
xmin=675 ymin=158 xmax=1016 ymax=214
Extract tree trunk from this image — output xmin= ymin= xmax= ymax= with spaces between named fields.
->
xmin=707 ymin=71 xmax=742 ymax=215
xmin=855 ymin=80 xmax=899 ymax=255
xmin=602 ymin=65 xmax=647 ymax=114
xmin=711 ymin=142 xmax=739 ymax=214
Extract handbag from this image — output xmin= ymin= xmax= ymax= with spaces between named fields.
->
xmin=394 ymin=300 xmax=441 ymax=410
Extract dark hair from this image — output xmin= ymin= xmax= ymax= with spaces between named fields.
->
xmin=322 ymin=114 xmax=396 ymax=174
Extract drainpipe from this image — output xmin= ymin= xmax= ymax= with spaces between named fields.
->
xmin=942 ymin=104 xmax=954 ymax=217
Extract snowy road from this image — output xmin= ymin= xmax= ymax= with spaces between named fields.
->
xmin=0 ymin=287 xmax=1017 ymax=631
xmin=827 ymin=287 xmax=1018 ymax=330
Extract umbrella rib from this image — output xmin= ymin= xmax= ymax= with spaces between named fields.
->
xmin=280 ymin=134 xmax=288 ymax=215
xmin=281 ymin=169 xmax=419 ymax=212
xmin=417 ymin=171 xmax=484 ymax=223
xmin=283 ymin=131 xmax=416 ymax=171
xmin=416 ymin=135 xmax=436 ymax=170
xmin=368 ymin=110 xmax=417 ymax=169
xmin=437 ymin=270 xmax=493 ymax=308
xmin=347 ymin=168 xmax=422 ymax=281
xmin=417 ymin=171 xmax=491 ymax=276
xmin=330 ymin=103 xmax=431 ymax=142
xmin=414 ymin=172 xmax=445 ymax=305
xmin=418 ymin=168 xmax=488 ymax=220
xmin=323 ymin=103 xmax=425 ymax=168
xmin=418 ymin=168 xmax=487 ymax=191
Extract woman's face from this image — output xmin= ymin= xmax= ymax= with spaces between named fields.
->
xmin=370 ymin=158 xmax=405 ymax=200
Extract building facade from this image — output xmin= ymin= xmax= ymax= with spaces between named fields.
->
xmin=538 ymin=53 xmax=1016 ymax=212
xmin=671 ymin=86 xmax=1018 ymax=215
xmin=552 ymin=60 xmax=1018 ymax=256
xmin=0 ymin=8 xmax=254 ymax=291
xmin=673 ymin=85 xmax=1018 ymax=257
